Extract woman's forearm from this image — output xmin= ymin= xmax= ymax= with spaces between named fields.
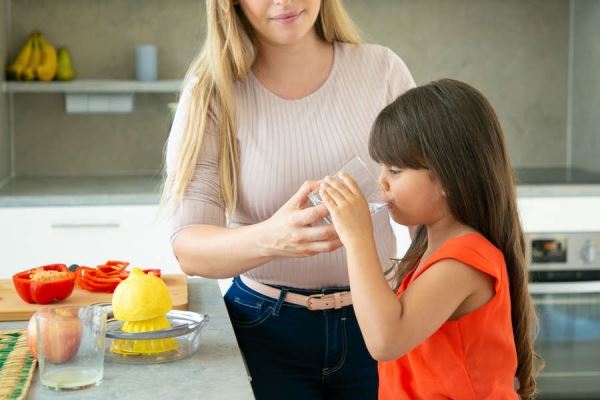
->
xmin=171 ymin=183 xmax=342 ymax=278
xmin=172 ymin=222 xmax=276 ymax=278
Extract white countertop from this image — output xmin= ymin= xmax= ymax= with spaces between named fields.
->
xmin=0 ymin=176 xmax=162 ymax=207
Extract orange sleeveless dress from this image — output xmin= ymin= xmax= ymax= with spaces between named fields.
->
xmin=378 ymin=233 xmax=518 ymax=399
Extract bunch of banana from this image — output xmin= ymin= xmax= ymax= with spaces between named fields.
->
xmin=6 ymin=30 xmax=58 ymax=81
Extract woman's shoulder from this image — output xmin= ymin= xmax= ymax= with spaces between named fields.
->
xmin=181 ymin=75 xmax=200 ymax=95
xmin=337 ymin=41 xmax=393 ymax=60
xmin=179 ymin=74 xmax=221 ymax=119
xmin=336 ymin=42 xmax=415 ymax=100
xmin=338 ymin=42 xmax=408 ymax=68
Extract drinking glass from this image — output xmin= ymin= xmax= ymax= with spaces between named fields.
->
xmin=308 ymin=155 xmax=386 ymax=224
xmin=36 ymin=304 xmax=107 ymax=391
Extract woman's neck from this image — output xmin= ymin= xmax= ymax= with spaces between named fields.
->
xmin=252 ymin=30 xmax=334 ymax=99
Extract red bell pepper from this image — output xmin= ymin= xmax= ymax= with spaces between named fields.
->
xmin=100 ymin=260 xmax=129 ymax=272
xmin=75 ymin=266 xmax=118 ymax=293
xmin=13 ymin=264 xmax=76 ymax=304
xmin=75 ymin=263 xmax=129 ymax=293
xmin=73 ymin=261 xmax=163 ymax=294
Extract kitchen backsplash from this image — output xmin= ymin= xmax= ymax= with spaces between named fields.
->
xmin=0 ymin=0 xmax=9 ymax=182
xmin=349 ymin=0 xmax=569 ymax=169
xmin=5 ymin=0 xmax=203 ymax=177
xmin=571 ymin=0 xmax=600 ymax=173
xmin=2 ymin=0 xmax=596 ymax=178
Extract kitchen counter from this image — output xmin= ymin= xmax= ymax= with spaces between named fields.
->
xmin=517 ymin=184 xmax=600 ymax=197
xmin=516 ymin=167 xmax=600 ymax=197
xmin=0 ymin=278 xmax=255 ymax=400
xmin=0 ymin=176 xmax=162 ymax=207
xmin=2 ymin=175 xmax=600 ymax=208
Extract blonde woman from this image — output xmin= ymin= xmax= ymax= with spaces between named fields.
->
xmin=164 ymin=1 xmax=414 ymax=398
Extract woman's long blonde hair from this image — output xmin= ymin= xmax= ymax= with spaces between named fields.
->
xmin=162 ymin=0 xmax=361 ymax=216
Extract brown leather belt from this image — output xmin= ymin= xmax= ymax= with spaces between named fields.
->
xmin=239 ymin=275 xmax=352 ymax=311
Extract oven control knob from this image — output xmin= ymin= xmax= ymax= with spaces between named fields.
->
xmin=580 ymin=240 xmax=596 ymax=264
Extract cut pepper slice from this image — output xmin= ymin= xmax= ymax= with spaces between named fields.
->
xmin=75 ymin=266 xmax=119 ymax=293
xmin=74 ymin=261 xmax=162 ymax=293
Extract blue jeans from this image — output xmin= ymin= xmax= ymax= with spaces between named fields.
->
xmin=224 ymin=276 xmax=378 ymax=400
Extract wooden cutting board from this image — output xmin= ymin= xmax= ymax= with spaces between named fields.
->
xmin=0 ymin=274 xmax=188 ymax=321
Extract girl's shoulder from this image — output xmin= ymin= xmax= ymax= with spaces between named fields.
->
xmin=437 ymin=233 xmax=503 ymax=263
xmin=444 ymin=232 xmax=501 ymax=251
xmin=429 ymin=233 xmax=506 ymax=284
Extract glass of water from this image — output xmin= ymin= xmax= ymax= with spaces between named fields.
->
xmin=308 ymin=155 xmax=387 ymax=224
xmin=36 ymin=304 xmax=107 ymax=391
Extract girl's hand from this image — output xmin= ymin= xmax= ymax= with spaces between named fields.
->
xmin=319 ymin=173 xmax=374 ymax=246
xmin=260 ymin=180 xmax=343 ymax=258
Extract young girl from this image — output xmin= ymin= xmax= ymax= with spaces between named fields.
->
xmin=319 ymin=79 xmax=540 ymax=399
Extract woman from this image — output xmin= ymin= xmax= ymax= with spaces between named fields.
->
xmin=163 ymin=1 xmax=415 ymax=398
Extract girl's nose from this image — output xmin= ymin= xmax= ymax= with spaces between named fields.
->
xmin=378 ymin=174 xmax=389 ymax=191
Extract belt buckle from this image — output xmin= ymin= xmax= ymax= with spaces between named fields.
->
xmin=306 ymin=293 xmax=327 ymax=311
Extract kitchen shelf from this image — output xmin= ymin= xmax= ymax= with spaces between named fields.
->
xmin=1 ymin=79 xmax=182 ymax=93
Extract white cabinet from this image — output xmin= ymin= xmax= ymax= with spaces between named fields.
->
xmin=0 ymin=205 xmax=180 ymax=278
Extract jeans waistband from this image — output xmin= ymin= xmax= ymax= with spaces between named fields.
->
xmin=239 ymin=275 xmax=352 ymax=311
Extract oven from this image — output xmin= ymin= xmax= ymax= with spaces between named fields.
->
xmin=527 ymin=232 xmax=600 ymax=399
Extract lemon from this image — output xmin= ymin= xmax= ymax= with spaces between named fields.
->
xmin=112 ymin=268 xmax=172 ymax=322
xmin=111 ymin=315 xmax=178 ymax=355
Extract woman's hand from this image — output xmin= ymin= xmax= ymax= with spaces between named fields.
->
xmin=319 ymin=173 xmax=374 ymax=246
xmin=259 ymin=180 xmax=343 ymax=258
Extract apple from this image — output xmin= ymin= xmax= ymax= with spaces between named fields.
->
xmin=27 ymin=315 xmax=38 ymax=360
xmin=27 ymin=309 xmax=83 ymax=363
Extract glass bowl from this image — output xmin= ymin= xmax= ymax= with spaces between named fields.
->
xmin=96 ymin=303 xmax=209 ymax=364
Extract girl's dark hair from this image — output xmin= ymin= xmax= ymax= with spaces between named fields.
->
xmin=369 ymin=79 xmax=542 ymax=399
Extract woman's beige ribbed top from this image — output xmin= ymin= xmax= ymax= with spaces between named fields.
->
xmin=166 ymin=42 xmax=415 ymax=289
